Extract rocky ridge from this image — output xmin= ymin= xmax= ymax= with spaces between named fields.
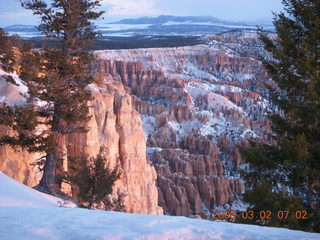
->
xmin=92 ymin=30 xmax=275 ymax=217
xmin=0 ymin=70 xmax=162 ymax=215
xmin=0 ymin=30 xmax=275 ymax=217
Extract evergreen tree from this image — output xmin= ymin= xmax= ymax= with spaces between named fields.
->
xmin=0 ymin=29 xmax=14 ymax=72
xmin=0 ymin=0 xmax=104 ymax=195
xmin=0 ymin=28 xmax=19 ymax=73
xmin=240 ymin=0 xmax=320 ymax=232
xmin=67 ymin=148 xmax=121 ymax=209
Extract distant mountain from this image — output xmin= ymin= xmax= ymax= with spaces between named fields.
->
xmin=3 ymin=15 xmax=274 ymax=39
xmin=103 ymin=15 xmax=273 ymax=37
xmin=4 ymin=24 xmax=38 ymax=33
xmin=112 ymin=15 xmax=229 ymax=25
xmin=3 ymin=24 xmax=41 ymax=38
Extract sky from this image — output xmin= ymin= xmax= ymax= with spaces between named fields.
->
xmin=0 ymin=0 xmax=284 ymax=27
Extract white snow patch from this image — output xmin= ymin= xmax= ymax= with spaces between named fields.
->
xmin=237 ymin=73 xmax=254 ymax=82
xmin=141 ymin=114 xmax=156 ymax=137
xmin=6 ymin=31 xmax=42 ymax=38
xmin=147 ymin=147 xmax=163 ymax=155
xmin=1 ymin=207 xmax=319 ymax=240
xmin=207 ymin=92 xmax=241 ymax=111
xmin=95 ymin=45 xmax=221 ymax=79
xmin=0 ymin=70 xmax=28 ymax=106
xmin=162 ymin=21 xmax=258 ymax=30
xmin=185 ymin=81 xmax=243 ymax=112
xmin=86 ymin=83 xmax=100 ymax=93
xmin=0 ymin=171 xmax=75 ymax=208
xmin=210 ymin=84 xmax=243 ymax=94
xmin=168 ymin=121 xmax=181 ymax=132
xmin=99 ymin=23 xmax=152 ymax=31
xmin=241 ymin=129 xmax=258 ymax=138
xmin=0 ymin=171 xmax=319 ymax=240
xmin=198 ymin=115 xmax=229 ymax=138
xmin=0 ymin=70 xmax=50 ymax=107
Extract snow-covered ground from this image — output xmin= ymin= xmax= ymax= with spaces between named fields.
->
xmin=0 ymin=69 xmax=28 ymax=106
xmin=186 ymin=81 xmax=243 ymax=111
xmin=0 ymin=171 xmax=319 ymax=240
xmin=0 ymin=172 xmax=75 ymax=208
xmin=95 ymin=45 xmax=221 ymax=78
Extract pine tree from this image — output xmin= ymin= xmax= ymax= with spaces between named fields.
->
xmin=67 ymin=147 xmax=121 ymax=209
xmin=0 ymin=28 xmax=18 ymax=73
xmin=240 ymin=0 xmax=320 ymax=232
xmin=0 ymin=0 xmax=104 ymax=195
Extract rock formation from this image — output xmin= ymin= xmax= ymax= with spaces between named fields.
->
xmin=90 ymin=32 xmax=274 ymax=217
xmin=0 ymin=30 xmax=274 ymax=218
xmin=0 ymin=71 xmax=162 ymax=215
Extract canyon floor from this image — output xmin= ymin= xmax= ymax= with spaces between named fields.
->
xmin=1 ymin=171 xmax=319 ymax=240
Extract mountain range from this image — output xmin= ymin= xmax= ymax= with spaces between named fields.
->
xmin=3 ymin=15 xmax=274 ymax=38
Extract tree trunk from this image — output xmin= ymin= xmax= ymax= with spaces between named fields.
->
xmin=36 ymin=105 xmax=66 ymax=195
xmin=88 ymin=201 xmax=93 ymax=209
xmin=36 ymin=151 xmax=63 ymax=195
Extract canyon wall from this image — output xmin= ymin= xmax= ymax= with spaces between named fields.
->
xmin=0 ymin=71 xmax=162 ymax=215
xmin=0 ymin=30 xmax=273 ymax=218
xmin=0 ymin=71 xmax=42 ymax=186
xmin=91 ymin=32 xmax=274 ymax=217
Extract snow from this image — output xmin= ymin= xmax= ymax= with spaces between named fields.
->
xmin=95 ymin=45 xmax=219 ymax=77
xmin=240 ymin=129 xmax=258 ymax=139
xmin=5 ymin=31 xmax=42 ymax=38
xmin=0 ymin=172 xmax=75 ymax=208
xmin=0 ymin=70 xmax=49 ymax=107
xmin=168 ymin=121 xmax=181 ymax=132
xmin=0 ymin=171 xmax=319 ymax=240
xmin=162 ymin=21 xmax=258 ymax=30
xmin=218 ymin=30 xmax=277 ymax=40
xmin=95 ymin=44 xmax=258 ymax=83
xmin=211 ymin=84 xmax=243 ymax=94
xmin=141 ymin=114 xmax=156 ymax=137
xmin=0 ymin=70 xmax=28 ymax=106
xmin=147 ymin=147 xmax=163 ymax=156
xmin=237 ymin=73 xmax=254 ymax=82
xmin=186 ymin=82 xmax=243 ymax=94
xmin=206 ymin=92 xmax=241 ymax=111
xmin=86 ymin=83 xmax=101 ymax=93
xmin=183 ymin=64 xmax=221 ymax=81
xmin=5 ymin=207 xmax=320 ymax=240
xmin=99 ymin=23 xmax=152 ymax=31
xmin=185 ymin=81 xmax=243 ymax=112
xmin=198 ymin=117 xmax=226 ymax=137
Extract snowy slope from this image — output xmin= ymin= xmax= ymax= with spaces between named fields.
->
xmin=186 ymin=81 xmax=243 ymax=111
xmin=96 ymin=45 xmax=215 ymax=75
xmin=0 ymin=172 xmax=75 ymax=208
xmin=0 ymin=171 xmax=319 ymax=240
xmin=0 ymin=69 xmax=28 ymax=106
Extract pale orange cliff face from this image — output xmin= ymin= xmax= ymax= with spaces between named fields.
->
xmin=0 ymin=32 xmax=274 ymax=217
xmin=0 ymin=71 xmax=163 ymax=215
xmin=67 ymin=80 xmax=163 ymax=214
xmin=0 ymin=73 xmax=42 ymax=187
xmin=91 ymin=36 xmax=274 ymax=217
xmin=87 ymin=55 xmax=248 ymax=217
xmin=0 ymin=132 xmax=42 ymax=187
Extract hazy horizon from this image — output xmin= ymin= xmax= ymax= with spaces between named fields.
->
xmin=0 ymin=0 xmax=283 ymax=27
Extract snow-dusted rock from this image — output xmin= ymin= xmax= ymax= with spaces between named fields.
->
xmin=91 ymin=34 xmax=274 ymax=217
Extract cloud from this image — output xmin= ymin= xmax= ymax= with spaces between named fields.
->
xmin=102 ymin=0 xmax=165 ymax=16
